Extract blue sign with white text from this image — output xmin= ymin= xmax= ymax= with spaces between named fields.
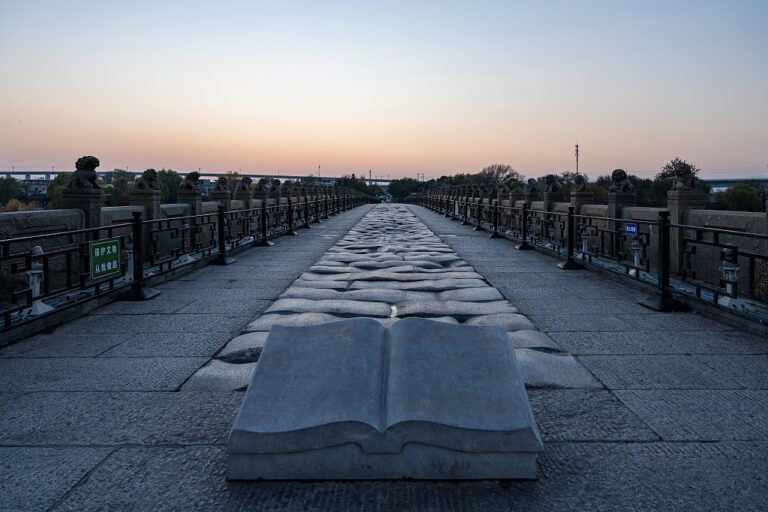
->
xmin=625 ymin=223 xmax=638 ymax=237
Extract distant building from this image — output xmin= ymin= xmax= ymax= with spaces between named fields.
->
xmin=199 ymin=179 xmax=214 ymax=199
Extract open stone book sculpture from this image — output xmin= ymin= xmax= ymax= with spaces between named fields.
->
xmin=227 ymin=317 xmax=543 ymax=479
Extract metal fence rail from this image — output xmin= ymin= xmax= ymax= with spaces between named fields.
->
xmin=1 ymin=196 xmax=370 ymax=332
xmin=412 ymin=194 xmax=768 ymax=325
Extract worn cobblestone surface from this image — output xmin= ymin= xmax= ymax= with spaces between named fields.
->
xmin=0 ymin=203 xmax=766 ymax=511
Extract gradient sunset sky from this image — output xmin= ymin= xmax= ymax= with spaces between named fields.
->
xmin=1 ymin=0 xmax=766 ymax=180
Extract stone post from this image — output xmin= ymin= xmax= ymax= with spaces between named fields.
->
xmin=606 ymin=169 xmax=636 ymax=220
xmin=209 ymin=176 xmax=232 ymax=211
xmin=234 ymin=177 xmax=254 ymax=209
xmin=605 ymin=169 xmax=636 ymax=258
xmin=542 ymin=175 xmax=564 ymax=211
xmin=129 ymin=169 xmax=162 ymax=220
xmin=524 ymin=178 xmax=540 ymax=206
xmin=569 ymin=175 xmax=593 ymax=215
xmin=178 ymin=172 xmax=203 ymax=216
xmin=61 ymin=155 xmax=102 ymax=228
xmin=509 ymin=183 xmax=525 ymax=205
xmin=667 ymin=188 xmax=706 ymax=274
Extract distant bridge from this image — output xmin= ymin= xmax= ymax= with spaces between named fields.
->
xmin=704 ymin=178 xmax=767 ymax=190
xmin=3 ymin=170 xmax=393 ymax=186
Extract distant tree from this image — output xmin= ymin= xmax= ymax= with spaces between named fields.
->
xmin=157 ymin=169 xmax=182 ymax=203
xmin=435 ymin=172 xmax=475 ymax=186
xmin=549 ymin=171 xmax=592 ymax=199
xmin=477 ymin=164 xmax=522 ymax=187
xmin=258 ymin=177 xmax=280 ymax=187
xmin=46 ymin=172 xmax=70 ymax=208
xmin=335 ymin=174 xmax=377 ymax=195
xmin=2 ymin=198 xmax=38 ymax=211
xmin=724 ymin=182 xmax=762 ymax=212
xmin=103 ymin=169 xmax=132 ymax=206
xmin=301 ymin=175 xmax=316 ymax=185
xmin=655 ymin=157 xmax=710 ymax=196
xmin=0 ymin=177 xmax=24 ymax=205
xmin=388 ymin=178 xmax=423 ymax=201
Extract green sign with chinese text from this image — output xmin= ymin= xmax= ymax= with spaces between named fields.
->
xmin=89 ymin=237 xmax=121 ymax=280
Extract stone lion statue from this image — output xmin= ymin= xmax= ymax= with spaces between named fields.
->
xmin=135 ymin=168 xmax=160 ymax=190
xmin=573 ymin=174 xmax=588 ymax=192
xmin=673 ymin=160 xmax=699 ymax=190
xmin=525 ymin=178 xmax=540 ymax=200
xmin=544 ymin=174 xmax=563 ymax=194
xmin=66 ymin=156 xmax=101 ymax=189
xmin=179 ymin=171 xmax=201 ymax=192
xmin=609 ymin=169 xmax=635 ymax=193
xmin=233 ymin=177 xmax=252 ymax=198
xmin=212 ymin=176 xmax=229 ymax=192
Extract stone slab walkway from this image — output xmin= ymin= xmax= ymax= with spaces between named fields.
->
xmin=0 ymin=203 xmax=766 ymax=511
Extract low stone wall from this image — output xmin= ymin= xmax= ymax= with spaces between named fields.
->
xmin=685 ymin=210 xmax=768 ymax=297
xmin=0 ymin=209 xmax=84 ymax=239
xmin=421 ymin=188 xmax=768 ymax=300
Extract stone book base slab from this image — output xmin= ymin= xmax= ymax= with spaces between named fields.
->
xmin=227 ymin=318 xmax=543 ymax=480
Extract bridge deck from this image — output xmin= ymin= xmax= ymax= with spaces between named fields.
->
xmin=1 ymin=204 xmax=766 ymax=511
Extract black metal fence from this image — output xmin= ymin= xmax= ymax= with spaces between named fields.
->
xmin=1 ymin=196 xmax=370 ymax=332
xmin=413 ymin=194 xmax=768 ymax=324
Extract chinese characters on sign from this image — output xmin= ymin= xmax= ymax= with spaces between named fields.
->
xmin=89 ymin=237 xmax=121 ymax=280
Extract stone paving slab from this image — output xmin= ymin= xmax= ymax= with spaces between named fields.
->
xmin=182 ymin=360 xmax=259 ymax=392
xmin=516 ymin=350 xmax=602 ymax=389
xmin=506 ymin=442 xmax=768 ymax=511
xmin=218 ymin=332 xmax=268 ymax=357
xmin=266 ymin=298 xmax=393 ymax=317
xmin=579 ymin=355 xmax=744 ymax=390
xmin=395 ymin=300 xmax=518 ymax=317
xmin=53 ymin=447 xmax=512 ymax=512
xmin=55 ymin=313 xmax=242 ymax=334
xmin=0 ymin=392 xmax=242 ymax=445
xmin=527 ymin=390 xmax=659 ymax=441
xmin=507 ymin=330 xmax=563 ymax=351
xmin=549 ymin=330 xmax=768 ymax=355
xmin=350 ymin=278 xmax=488 ymax=291
xmin=0 ymin=332 xmax=129 ymax=358
xmin=526 ymin=313 xmax=634 ymax=332
xmin=97 ymin=332 xmax=232 ymax=358
xmin=0 ymin=357 xmax=208 ymax=392
xmin=616 ymin=390 xmax=768 ymax=440
xmin=464 ymin=313 xmax=535 ymax=331
xmin=693 ymin=354 xmax=768 ymax=389
xmin=0 ymin=447 xmax=112 ymax=512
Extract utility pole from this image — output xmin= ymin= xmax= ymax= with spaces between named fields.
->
xmin=575 ymin=142 xmax=580 ymax=175
xmin=317 ymin=164 xmax=321 ymax=179
xmin=369 ymin=169 xmax=372 ymax=186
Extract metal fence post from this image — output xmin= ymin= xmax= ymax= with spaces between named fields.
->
xmin=125 ymin=211 xmax=160 ymax=300
xmin=641 ymin=210 xmax=686 ymax=311
xmin=474 ymin=202 xmax=485 ymax=232
xmin=212 ymin=205 xmax=236 ymax=265
xmin=489 ymin=204 xmax=501 ymax=239
xmin=516 ymin=204 xmax=533 ymax=250
xmin=558 ymin=206 xmax=584 ymax=269
xmin=301 ymin=198 xmax=312 ymax=229
xmin=286 ymin=198 xmax=299 ymax=235
xmin=256 ymin=201 xmax=274 ymax=246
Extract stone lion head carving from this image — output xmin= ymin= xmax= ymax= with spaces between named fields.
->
xmin=135 ymin=168 xmax=160 ymax=190
xmin=66 ymin=155 xmax=101 ymax=189
xmin=610 ymin=169 xmax=634 ymax=193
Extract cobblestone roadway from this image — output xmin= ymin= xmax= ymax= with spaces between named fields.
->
xmin=185 ymin=204 xmax=598 ymax=392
